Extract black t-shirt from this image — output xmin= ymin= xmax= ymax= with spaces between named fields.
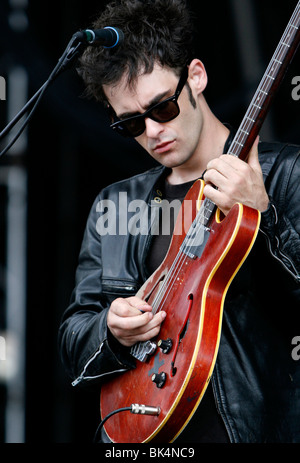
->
xmin=146 ymin=179 xmax=230 ymax=443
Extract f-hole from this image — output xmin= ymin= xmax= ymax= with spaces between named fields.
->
xmin=171 ymin=294 xmax=194 ymax=377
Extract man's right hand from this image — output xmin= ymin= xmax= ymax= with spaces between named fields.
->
xmin=107 ymin=296 xmax=167 ymax=347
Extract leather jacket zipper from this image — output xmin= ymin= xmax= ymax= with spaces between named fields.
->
xmin=71 ymin=342 xmax=128 ymax=387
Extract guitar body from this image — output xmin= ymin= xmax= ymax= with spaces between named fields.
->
xmin=100 ymin=179 xmax=261 ymax=443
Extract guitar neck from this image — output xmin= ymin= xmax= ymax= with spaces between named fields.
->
xmin=228 ymin=1 xmax=300 ymax=161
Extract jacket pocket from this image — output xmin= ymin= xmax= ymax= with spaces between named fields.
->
xmin=101 ymin=278 xmax=140 ymax=300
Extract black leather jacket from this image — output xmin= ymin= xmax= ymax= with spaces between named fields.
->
xmin=58 ymin=141 xmax=300 ymax=443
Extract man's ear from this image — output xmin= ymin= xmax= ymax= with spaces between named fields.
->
xmin=188 ymin=59 xmax=208 ymax=95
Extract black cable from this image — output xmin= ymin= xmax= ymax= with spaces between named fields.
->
xmin=93 ymin=406 xmax=132 ymax=443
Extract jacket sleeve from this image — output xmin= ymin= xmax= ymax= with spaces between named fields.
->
xmin=58 ymin=194 xmax=135 ymax=387
xmin=260 ymin=146 xmax=300 ymax=283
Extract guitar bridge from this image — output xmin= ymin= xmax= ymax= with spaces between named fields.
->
xmin=130 ymin=340 xmax=157 ymax=362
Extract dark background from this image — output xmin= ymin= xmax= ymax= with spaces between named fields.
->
xmin=0 ymin=0 xmax=299 ymax=443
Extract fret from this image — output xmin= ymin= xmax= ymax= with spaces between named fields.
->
xmin=266 ymin=74 xmax=275 ymax=80
xmin=290 ymin=24 xmax=299 ymax=30
xmin=204 ymin=205 xmax=214 ymax=214
xmin=253 ymin=103 xmax=262 ymax=109
xmin=204 ymin=201 xmax=214 ymax=210
xmin=258 ymin=89 xmax=268 ymax=96
xmin=234 ymin=141 xmax=244 ymax=147
xmin=206 ymin=203 xmax=214 ymax=211
xmin=196 ymin=200 xmax=215 ymax=227
xmin=202 ymin=212 xmax=211 ymax=223
xmin=281 ymin=41 xmax=291 ymax=47
xmin=273 ymin=58 xmax=283 ymax=64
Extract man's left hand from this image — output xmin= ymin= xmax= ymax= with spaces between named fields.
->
xmin=203 ymin=137 xmax=269 ymax=215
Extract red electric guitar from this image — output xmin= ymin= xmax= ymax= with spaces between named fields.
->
xmin=99 ymin=2 xmax=300 ymax=443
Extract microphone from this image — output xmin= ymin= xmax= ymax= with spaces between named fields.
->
xmin=75 ymin=27 xmax=124 ymax=48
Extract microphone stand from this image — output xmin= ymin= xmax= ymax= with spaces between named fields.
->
xmin=0 ymin=32 xmax=88 ymax=158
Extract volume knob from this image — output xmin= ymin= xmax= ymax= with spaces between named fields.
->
xmin=158 ymin=338 xmax=172 ymax=354
xmin=151 ymin=372 xmax=166 ymax=388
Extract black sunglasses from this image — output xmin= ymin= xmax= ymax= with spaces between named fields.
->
xmin=109 ymin=66 xmax=189 ymax=138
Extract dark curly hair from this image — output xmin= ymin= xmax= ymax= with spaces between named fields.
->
xmin=77 ymin=0 xmax=196 ymax=103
